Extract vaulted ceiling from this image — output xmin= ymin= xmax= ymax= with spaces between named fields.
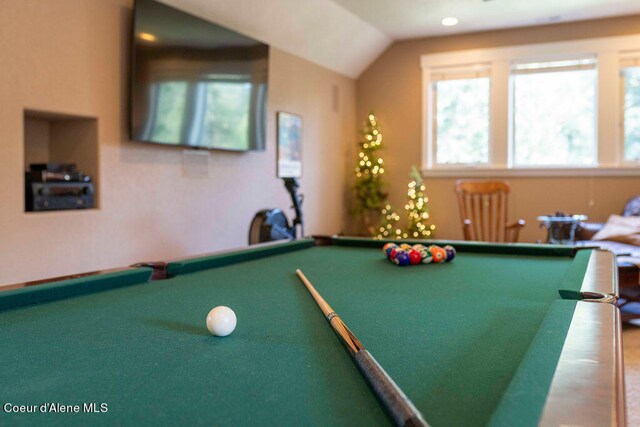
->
xmin=164 ymin=0 xmax=640 ymax=78
xmin=332 ymin=0 xmax=640 ymax=40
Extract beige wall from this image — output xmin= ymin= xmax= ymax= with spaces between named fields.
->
xmin=356 ymin=15 xmax=640 ymax=242
xmin=0 ymin=0 xmax=355 ymax=285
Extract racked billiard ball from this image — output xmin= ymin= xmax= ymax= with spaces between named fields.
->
xmin=429 ymin=245 xmax=447 ymax=263
xmin=444 ymin=245 xmax=456 ymax=262
xmin=394 ymin=251 xmax=411 ymax=266
xmin=383 ymin=242 xmax=398 ymax=257
xmin=419 ymin=248 xmax=433 ymax=264
xmin=408 ymin=250 xmax=422 ymax=265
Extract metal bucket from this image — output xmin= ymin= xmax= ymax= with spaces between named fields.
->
xmin=537 ymin=214 xmax=587 ymax=245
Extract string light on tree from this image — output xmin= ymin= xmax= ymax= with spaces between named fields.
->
xmin=375 ymin=205 xmax=402 ymax=240
xmin=404 ymin=167 xmax=436 ymax=239
xmin=352 ymin=113 xmax=387 ymax=235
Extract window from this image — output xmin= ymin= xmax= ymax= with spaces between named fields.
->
xmin=622 ymin=64 xmax=640 ymax=162
xmin=430 ymin=65 xmax=490 ymax=166
xmin=421 ymin=35 xmax=640 ymax=176
xmin=511 ymin=58 xmax=597 ymax=166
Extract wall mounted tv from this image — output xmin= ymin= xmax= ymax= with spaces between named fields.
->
xmin=130 ymin=0 xmax=268 ymax=151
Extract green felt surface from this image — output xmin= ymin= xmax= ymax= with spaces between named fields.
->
xmin=0 ymin=244 xmax=587 ymax=426
xmin=488 ymin=300 xmax=577 ymax=427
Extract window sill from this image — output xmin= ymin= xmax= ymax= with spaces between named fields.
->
xmin=420 ymin=166 xmax=640 ymax=178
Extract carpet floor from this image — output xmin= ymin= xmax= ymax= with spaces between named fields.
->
xmin=624 ymin=323 xmax=640 ymax=426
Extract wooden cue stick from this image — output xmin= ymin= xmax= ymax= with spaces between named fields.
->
xmin=295 ymin=269 xmax=429 ymax=427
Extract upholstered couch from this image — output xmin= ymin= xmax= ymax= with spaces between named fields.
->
xmin=576 ymin=195 xmax=640 ymax=242
xmin=576 ymin=195 xmax=640 ymax=321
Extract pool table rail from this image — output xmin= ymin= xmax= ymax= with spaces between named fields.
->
xmin=539 ymin=301 xmax=625 ymax=427
xmin=1 ymin=266 xmax=146 ymax=291
xmin=133 ymin=238 xmax=308 ymax=279
xmin=581 ymin=249 xmax=619 ymax=300
xmin=0 ymin=267 xmax=153 ymax=312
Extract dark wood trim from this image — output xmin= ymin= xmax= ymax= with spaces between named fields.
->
xmin=130 ymin=262 xmax=168 ymax=280
xmin=310 ymin=235 xmax=334 ymax=246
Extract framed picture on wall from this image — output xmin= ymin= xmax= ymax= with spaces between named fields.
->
xmin=276 ymin=112 xmax=303 ymax=178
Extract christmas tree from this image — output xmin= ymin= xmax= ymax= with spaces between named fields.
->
xmin=353 ymin=113 xmax=387 ymax=235
xmin=375 ymin=204 xmax=402 ymax=240
xmin=403 ymin=167 xmax=436 ymax=239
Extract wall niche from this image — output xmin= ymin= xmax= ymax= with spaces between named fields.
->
xmin=24 ymin=110 xmax=99 ymax=212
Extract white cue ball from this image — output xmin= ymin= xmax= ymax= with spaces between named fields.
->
xmin=206 ymin=306 xmax=237 ymax=337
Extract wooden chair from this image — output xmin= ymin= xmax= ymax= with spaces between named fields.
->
xmin=455 ymin=180 xmax=525 ymax=243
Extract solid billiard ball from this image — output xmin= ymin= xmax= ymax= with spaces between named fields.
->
xmin=394 ymin=251 xmax=411 ymax=266
xmin=206 ymin=306 xmax=237 ymax=337
xmin=408 ymin=249 xmax=422 ymax=265
xmin=399 ymin=243 xmax=412 ymax=251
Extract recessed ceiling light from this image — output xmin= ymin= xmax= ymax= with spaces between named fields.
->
xmin=138 ymin=32 xmax=157 ymax=42
xmin=442 ymin=17 xmax=458 ymax=27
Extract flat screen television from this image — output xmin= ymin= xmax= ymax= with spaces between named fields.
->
xmin=130 ymin=0 xmax=268 ymax=151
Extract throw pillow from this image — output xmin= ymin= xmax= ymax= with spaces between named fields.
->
xmin=592 ymin=214 xmax=640 ymax=246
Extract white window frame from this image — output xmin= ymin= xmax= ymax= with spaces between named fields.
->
xmin=421 ymin=35 xmax=640 ymax=177
xmin=620 ymin=52 xmax=640 ymax=165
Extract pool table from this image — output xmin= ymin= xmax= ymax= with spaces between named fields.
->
xmin=0 ymin=237 xmax=625 ymax=426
